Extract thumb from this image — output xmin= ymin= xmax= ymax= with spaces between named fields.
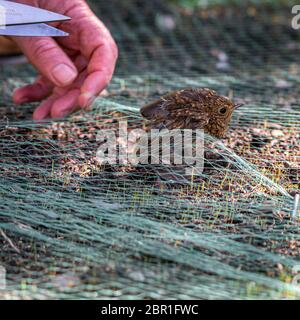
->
xmin=13 ymin=37 xmax=78 ymax=87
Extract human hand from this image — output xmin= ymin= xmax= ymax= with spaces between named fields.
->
xmin=12 ymin=0 xmax=118 ymax=120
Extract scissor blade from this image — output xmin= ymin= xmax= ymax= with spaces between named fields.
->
xmin=0 ymin=23 xmax=69 ymax=37
xmin=0 ymin=0 xmax=70 ymax=26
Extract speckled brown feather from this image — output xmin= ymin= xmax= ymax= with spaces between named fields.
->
xmin=141 ymin=88 xmax=238 ymax=138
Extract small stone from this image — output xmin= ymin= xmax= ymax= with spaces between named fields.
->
xmin=271 ymin=129 xmax=284 ymax=138
xmin=156 ymin=14 xmax=177 ymax=31
xmin=268 ymin=123 xmax=283 ymax=129
xmin=216 ymin=61 xmax=231 ymax=71
xmin=274 ymin=79 xmax=293 ymax=89
xmin=276 ymin=263 xmax=284 ymax=271
xmin=210 ymin=49 xmax=228 ymax=62
xmin=51 ymin=273 xmax=81 ymax=291
xmin=128 ymin=271 xmax=145 ymax=282
xmin=251 ymin=128 xmax=262 ymax=135
xmin=100 ymin=89 xmax=109 ymax=97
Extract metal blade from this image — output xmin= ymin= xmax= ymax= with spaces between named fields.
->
xmin=0 ymin=23 xmax=69 ymax=37
xmin=0 ymin=0 xmax=70 ymax=26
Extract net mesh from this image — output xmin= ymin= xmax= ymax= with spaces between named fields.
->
xmin=0 ymin=0 xmax=300 ymax=299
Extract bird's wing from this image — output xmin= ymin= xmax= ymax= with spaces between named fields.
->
xmin=140 ymin=89 xmax=192 ymax=119
xmin=140 ymin=97 xmax=170 ymax=119
xmin=140 ymin=88 xmax=216 ymax=120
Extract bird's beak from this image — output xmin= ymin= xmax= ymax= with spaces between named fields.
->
xmin=234 ymin=103 xmax=244 ymax=110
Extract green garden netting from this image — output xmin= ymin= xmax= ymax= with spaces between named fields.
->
xmin=0 ymin=0 xmax=300 ymax=299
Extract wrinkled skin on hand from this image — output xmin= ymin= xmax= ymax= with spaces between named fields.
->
xmin=11 ymin=0 xmax=118 ymax=120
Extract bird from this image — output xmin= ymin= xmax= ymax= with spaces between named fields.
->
xmin=140 ymin=88 xmax=243 ymax=138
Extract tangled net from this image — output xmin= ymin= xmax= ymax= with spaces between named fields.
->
xmin=0 ymin=0 xmax=300 ymax=299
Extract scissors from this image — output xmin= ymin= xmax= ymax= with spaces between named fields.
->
xmin=0 ymin=0 xmax=70 ymax=37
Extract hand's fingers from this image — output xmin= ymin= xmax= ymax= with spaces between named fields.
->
xmin=79 ymin=43 xmax=118 ymax=107
xmin=50 ymin=89 xmax=81 ymax=119
xmin=34 ymin=68 xmax=87 ymax=120
xmin=78 ymin=70 xmax=113 ymax=108
xmin=77 ymin=20 xmax=118 ymax=108
xmin=13 ymin=37 xmax=78 ymax=88
xmin=13 ymin=76 xmax=53 ymax=104
xmin=14 ymin=55 xmax=87 ymax=106
xmin=33 ymin=94 xmax=59 ymax=121
xmin=33 ymin=89 xmax=80 ymax=121
xmin=50 ymin=69 xmax=89 ymax=118
xmin=14 ymin=54 xmax=87 ymax=105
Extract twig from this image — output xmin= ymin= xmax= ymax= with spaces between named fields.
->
xmin=0 ymin=228 xmax=20 ymax=254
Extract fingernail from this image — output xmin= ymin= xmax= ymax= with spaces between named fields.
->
xmin=51 ymin=64 xmax=77 ymax=86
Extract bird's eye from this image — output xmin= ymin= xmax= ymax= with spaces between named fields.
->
xmin=219 ymin=107 xmax=228 ymax=115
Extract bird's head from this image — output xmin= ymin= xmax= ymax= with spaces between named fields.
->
xmin=204 ymin=95 xmax=244 ymax=138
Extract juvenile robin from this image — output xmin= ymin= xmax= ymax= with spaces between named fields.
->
xmin=141 ymin=88 xmax=243 ymax=138
xmin=140 ymin=88 xmax=244 ymax=183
